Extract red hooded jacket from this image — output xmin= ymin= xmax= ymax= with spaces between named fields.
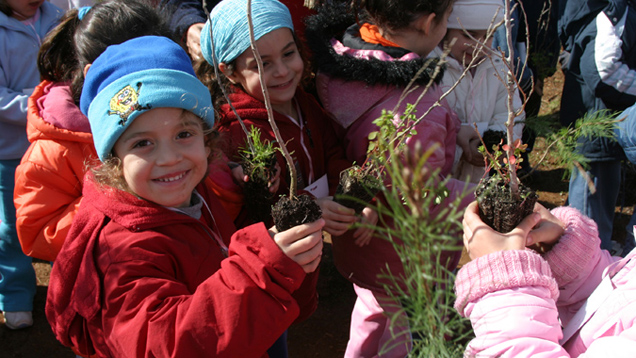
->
xmin=46 ymin=174 xmax=313 ymax=357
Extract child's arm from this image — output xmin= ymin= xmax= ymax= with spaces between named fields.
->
xmin=0 ymin=84 xmax=30 ymax=125
xmin=580 ymin=9 xmax=636 ymax=111
xmin=14 ymin=147 xmax=86 ymax=261
xmin=457 ymin=201 xmax=567 ymax=357
xmin=100 ymin=220 xmax=324 ymax=357
xmin=530 ymin=206 xmax=621 ymax=326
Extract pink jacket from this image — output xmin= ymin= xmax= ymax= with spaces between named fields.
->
xmin=305 ymin=8 xmax=471 ymax=292
xmin=455 ymin=207 xmax=636 ymax=357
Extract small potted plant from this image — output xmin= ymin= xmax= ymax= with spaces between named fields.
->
xmin=238 ymin=126 xmax=279 ymax=223
xmin=244 ymin=1 xmax=322 ymax=231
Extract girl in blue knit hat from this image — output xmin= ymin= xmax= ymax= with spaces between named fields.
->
xmin=199 ymin=0 xmax=378 ymax=245
xmin=45 ymin=35 xmax=325 ymax=358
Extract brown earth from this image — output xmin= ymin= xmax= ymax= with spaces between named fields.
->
xmin=3 ymin=69 xmax=635 ymax=358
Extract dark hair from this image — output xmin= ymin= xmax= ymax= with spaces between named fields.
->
xmin=38 ymin=0 xmax=175 ymax=104
xmin=0 ymin=0 xmax=11 ymax=17
xmin=352 ymin=0 xmax=455 ymax=32
xmin=195 ymin=31 xmax=312 ymax=111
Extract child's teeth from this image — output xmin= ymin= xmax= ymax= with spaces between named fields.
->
xmin=158 ymin=173 xmax=184 ymax=182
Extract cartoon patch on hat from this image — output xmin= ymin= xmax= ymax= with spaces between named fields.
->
xmin=107 ymin=82 xmax=151 ymax=125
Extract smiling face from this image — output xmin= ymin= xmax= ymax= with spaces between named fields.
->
xmin=112 ymin=108 xmax=211 ymax=208
xmin=446 ymin=28 xmax=492 ymax=67
xmin=222 ymin=27 xmax=303 ymax=115
xmin=5 ymin=0 xmax=43 ymax=20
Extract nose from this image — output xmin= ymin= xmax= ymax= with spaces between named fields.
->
xmin=273 ymin=60 xmax=289 ymax=77
xmin=155 ymin=140 xmax=182 ymax=166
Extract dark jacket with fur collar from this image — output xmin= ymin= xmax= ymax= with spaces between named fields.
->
xmin=304 ymin=2 xmax=443 ymax=88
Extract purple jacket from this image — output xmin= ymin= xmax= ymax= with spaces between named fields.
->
xmin=455 ymin=207 xmax=636 ymax=357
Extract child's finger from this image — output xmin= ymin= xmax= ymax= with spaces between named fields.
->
xmin=353 ymin=228 xmax=373 ymax=246
xmin=276 ymin=219 xmax=325 ymax=246
xmin=300 ymin=250 xmax=323 ymax=273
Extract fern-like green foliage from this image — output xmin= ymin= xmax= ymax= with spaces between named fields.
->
xmin=524 ymin=109 xmax=620 ymax=178
xmin=362 ymin=108 xmax=473 ymax=357
xmin=239 ymin=126 xmax=278 ymax=179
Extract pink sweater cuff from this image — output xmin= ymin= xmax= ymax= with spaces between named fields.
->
xmin=544 ymin=206 xmax=601 ymax=286
xmin=454 ymin=250 xmax=558 ymax=315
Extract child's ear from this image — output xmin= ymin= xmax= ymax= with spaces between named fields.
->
xmin=415 ymin=12 xmax=438 ymax=36
xmin=83 ymin=64 xmax=92 ymax=77
xmin=218 ymin=62 xmax=237 ymax=84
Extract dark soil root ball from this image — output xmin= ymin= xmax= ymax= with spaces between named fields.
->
xmin=481 ymin=130 xmax=506 ymax=152
xmin=476 ymin=177 xmax=538 ymax=233
xmin=272 ymin=194 xmax=323 ymax=232
xmin=241 ymin=154 xmax=277 ymax=224
xmin=243 ymin=177 xmax=275 ymax=224
xmin=334 ymin=169 xmax=382 ymax=214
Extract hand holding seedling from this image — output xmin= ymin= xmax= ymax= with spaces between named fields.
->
xmin=457 ymin=125 xmax=481 ymax=164
xmin=270 ymin=219 xmax=325 ymax=273
xmin=462 ymin=201 xmax=540 ymax=260
xmin=526 ymin=203 xmax=565 ymax=251
xmin=316 ymin=198 xmax=357 ymax=236
xmin=353 ymin=206 xmax=378 ymax=247
xmin=465 ymin=137 xmax=485 ymax=167
xmin=230 ymin=161 xmax=281 ymax=193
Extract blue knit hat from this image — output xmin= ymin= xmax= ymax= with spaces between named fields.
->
xmin=80 ymin=36 xmax=214 ymax=162
xmin=200 ymin=0 xmax=293 ymax=66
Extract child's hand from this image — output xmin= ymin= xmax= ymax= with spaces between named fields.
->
xmin=462 ymin=201 xmax=540 ymax=260
xmin=526 ymin=203 xmax=565 ymax=250
xmin=464 ymin=137 xmax=485 ymax=167
xmin=186 ymin=23 xmax=204 ymax=60
xmin=456 ymin=125 xmax=480 ymax=163
xmin=267 ymin=163 xmax=281 ymax=193
xmin=316 ymin=197 xmax=357 ymax=236
xmin=272 ymin=219 xmax=325 ymax=273
xmin=231 ymin=162 xmax=281 ymax=193
xmin=353 ymin=206 xmax=378 ymax=247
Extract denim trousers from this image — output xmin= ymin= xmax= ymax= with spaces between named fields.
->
xmin=0 ymin=159 xmax=36 ymax=312
xmin=568 ymin=106 xmax=636 ymax=253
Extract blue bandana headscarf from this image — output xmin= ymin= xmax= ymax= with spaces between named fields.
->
xmin=80 ymin=36 xmax=214 ymax=162
xmin=77 ymin=6 xmax=91 ymax=20
xmin=200 ymin=0 xmax=294 ymax=66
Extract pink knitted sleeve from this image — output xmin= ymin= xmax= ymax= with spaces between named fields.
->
xmin=544 ymin=207 xmax=601 ymax=287
xmin=454 ymin=250 xmax=558 ymax=315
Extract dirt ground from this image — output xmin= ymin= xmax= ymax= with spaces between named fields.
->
xmin=2 ymin=70 xmax=635 ymax=358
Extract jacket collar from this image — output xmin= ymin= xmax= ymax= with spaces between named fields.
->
xmin=304 ymin=2 xmax=444 ymax=87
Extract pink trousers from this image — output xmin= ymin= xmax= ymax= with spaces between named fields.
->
xmin=345 ymin=284 xmax=412 ymax=358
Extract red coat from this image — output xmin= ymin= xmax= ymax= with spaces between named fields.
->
xmin=46 ymin=174 xmax=312 ymax=358
xmin=217 ymin=88 xmax=352 ymax=225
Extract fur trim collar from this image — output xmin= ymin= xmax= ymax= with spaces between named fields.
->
xmin=304 ymin=3 xmax=443 ymax=87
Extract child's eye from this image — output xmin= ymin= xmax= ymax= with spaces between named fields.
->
xmin=177 ymin=131 xmax=194 ymax=139
xmin=284 ymin=50 xmax=297 ymax=58
xmin=133 ymin=139 xmax=152 ymax=148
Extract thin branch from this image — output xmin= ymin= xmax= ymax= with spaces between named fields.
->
xmin=205 ymin=20 xmax=256 ymax=153
xmin=246 ymin=0 xmax=298 ymax=197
